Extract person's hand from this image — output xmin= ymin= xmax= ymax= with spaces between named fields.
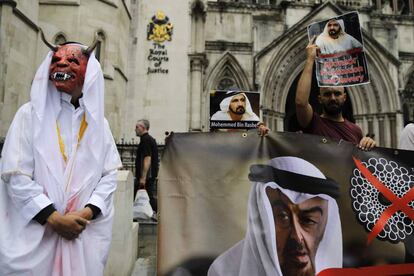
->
xmin=67 ymin=207 xmax=93 ymax=221
xmin=306 ymin=35 xmax=320 ymax=61
xmin=47 ymin=211 xmax=89 ymax=240
xmin=358 ymin=136 xmax=376 ymax=151
xmin=139 ymin=177 xmax=146 ymax=189
xmin=257 ymin=123 xmax=270 ymax=136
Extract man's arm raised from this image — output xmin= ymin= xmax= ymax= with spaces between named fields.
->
xmin=295 ymin=37 xmax=319 ymax=129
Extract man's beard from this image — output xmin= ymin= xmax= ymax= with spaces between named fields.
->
xmin=328 ymin=29 xmax=340 ymax=39
xmin=322 ymin=101 xmax=343 ymax=116
xmin=230 ymin=106 xmax=245 ymax=115
xmin=280 ymin=238 xmax=314 ymax=276
xmin=329 ymin=30 xmax=338 ymax=35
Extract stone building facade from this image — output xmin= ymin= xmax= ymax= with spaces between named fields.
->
xmin=1 ymin=0 xmax=413 ymax=148
xmin=0 ymin=0 xmax=131 ymax=139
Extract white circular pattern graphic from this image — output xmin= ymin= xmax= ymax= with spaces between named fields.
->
xmin=350 ymin=158 xmax=414 ymax=243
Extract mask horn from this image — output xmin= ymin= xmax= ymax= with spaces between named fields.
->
xmin=39 ymin=28 xmax=58 ymax=52
xmin=84 ymin=32 xmax=99 ymax=56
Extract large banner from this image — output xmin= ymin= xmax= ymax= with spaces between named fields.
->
xmin=307 ymin=12 xmax=370 ymax=87
xmin=158 ymin=132 xmax=414 ymax=275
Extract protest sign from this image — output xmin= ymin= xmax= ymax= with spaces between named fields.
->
xmin=210 ymin=90 xmax=260 ymax=130
xmin=307 ymin=12 xmax=370 ymax=87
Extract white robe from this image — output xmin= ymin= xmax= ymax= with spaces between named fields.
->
xmin=399 ymin=123 xmax=414 ymax=151
xmin=208 ymin=157 xmax=342 ymax=276
xmin=211 ymin=111 xmax=260 ymax=121
xmin=0 ymin=50 xmax=122 ymax=276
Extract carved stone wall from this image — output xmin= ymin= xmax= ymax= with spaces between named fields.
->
xmin=1 ymin=0 xmax=413 ymax=148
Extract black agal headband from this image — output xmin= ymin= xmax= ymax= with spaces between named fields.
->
xmin=225 ymin=91 xmax=243 ymax=97
xmin=248 ymin=164 xmax=340 ymax=198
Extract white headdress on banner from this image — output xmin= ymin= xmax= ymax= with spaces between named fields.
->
xmin=219 ymin=91 xmax=259 ymax=120
xmin=208 ymin=156 xmax=342 ymax=276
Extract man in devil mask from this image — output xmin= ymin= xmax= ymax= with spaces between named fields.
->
xmin=0 ymin=30 xmax=121 ymax=275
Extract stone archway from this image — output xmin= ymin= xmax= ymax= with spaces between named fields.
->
xmin=204 ymin=52 xmax=251 ymax=92
xmin=402 ymin=68 xmax=414 ymax=124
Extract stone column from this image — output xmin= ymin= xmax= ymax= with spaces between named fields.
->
xmin=392 ymin=0 xmax=398 ymax=13
xmin=376 ymin=0 xmax=381 ymax=10
xmin=262 ymin=109 xmax=271 ymax=129
xmin=189 ymin=54 xmax=207 ymax=131
xmin=378 ymin=115 xmax=385 ymax=147
xmin=395 ymin=111 xmax=404 ymax=146
xmin=189 ymin=1 xmax=206 ymax=131
xmin=384 ymin=114 xmax=392 ymax=147
xmin=389 ymin=113 xmax=396 ymax=148
xmin=277 ymin=116 xmax=284 ymax=132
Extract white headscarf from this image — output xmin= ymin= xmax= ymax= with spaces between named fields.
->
xmin=219 ymin=92 xmax=258 ymax=120
xmin=208 ymin=156 xmax=342 ymax=276
xmin=2 ymin=46 xmax=107 ymax=183
xmin=399 ymin=123 xmax=414 ymax=151
xmin=32 ymin=47 xmax=105 ymax=170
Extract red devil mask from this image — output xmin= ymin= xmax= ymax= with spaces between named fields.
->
xmin=49 ymin=44 xmax=89 ymax=98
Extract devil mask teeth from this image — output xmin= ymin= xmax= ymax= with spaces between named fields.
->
xmin=51 ymin=72 xmax=73 ymax=81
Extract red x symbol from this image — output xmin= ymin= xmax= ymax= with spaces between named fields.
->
xmin=352 ymin=156 xmax=414 ymax=244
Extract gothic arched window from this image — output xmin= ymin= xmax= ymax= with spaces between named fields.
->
xmin=216 ymin=69 xmax=237 ymax=90
xmin=217 ymin=77 xmax=236 ymax=90
xmin=94 ymin=31 xmax=106 ymax=62
xmin=54 ymin=33 xmax=67 ymax=45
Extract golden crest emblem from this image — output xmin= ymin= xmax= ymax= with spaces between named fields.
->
xmin=147 ymin=11 xmax=173 ymax=43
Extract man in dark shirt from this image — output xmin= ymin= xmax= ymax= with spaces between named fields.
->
xmin=135 ymin=119 xmax=159 ymax=212
xmin=295 ymin=37 xmax=375 ymax=150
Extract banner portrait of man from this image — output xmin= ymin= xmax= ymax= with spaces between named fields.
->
xmin=158 ymin=132 xmax=412 ymax=276
xmin=208 ymin=156 xmax=342 ymax=276
xmin=210 ymin=90 xmax=260 ymax=130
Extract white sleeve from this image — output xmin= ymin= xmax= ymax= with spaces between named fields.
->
xmin=6 ymin=175 xmax=53 ymax=221
xmin=87 ymin=168 xmax=117 ymax=217
xmin=1 ymin=104 xmax=53 ymax=221
xmin=399 ymin=124 xmax=414 ymax=151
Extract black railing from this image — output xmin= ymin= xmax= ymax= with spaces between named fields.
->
xmin=116 ymin=139 xmax=164 ymax=177
xmin=116 ymin=140 xmax=164 ymax=202
xmin=116 ymin=139 xmax=139 ymax=176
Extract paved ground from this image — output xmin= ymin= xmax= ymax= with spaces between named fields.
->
xmin=131 ymin=256 xmax=156 ymax=276
xmin=131 ymin=220 xmax=157 ymax=276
